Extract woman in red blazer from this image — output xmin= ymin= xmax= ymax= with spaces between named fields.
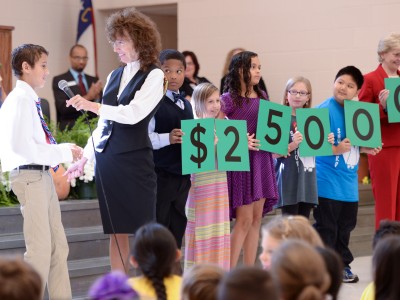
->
xmin=358 ymin=32 xmax=400 ymax=228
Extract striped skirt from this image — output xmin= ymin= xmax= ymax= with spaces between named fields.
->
xmin=184 ymin=170 xmax=230 ymax=270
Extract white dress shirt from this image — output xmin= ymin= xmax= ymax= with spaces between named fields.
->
xmin=83 ymin=61 xmax=164 ymax=161
xmin=148 ymin=90 xmax=185 ymax=150
xmin=0 ymin=80 xmax=72 ymax=171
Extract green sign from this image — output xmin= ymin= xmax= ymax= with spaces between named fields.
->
xmin=344 ymin=100 xmax=382 ymax=147
xmin=181 ymin=118 xmax=215 ymax=174
xmin=256 ymin=99 xmax=292 ymax=155
xmin=215 ymin=119 xmax=250 ymax=171
xmin=384 ymin=77 xmax=400 ymax=123
xmin=296 ymin=108 xmax=332 ymax=157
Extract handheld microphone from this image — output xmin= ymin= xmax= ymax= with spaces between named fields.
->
xmin=58 ymin=80 xmax=75 ymax=99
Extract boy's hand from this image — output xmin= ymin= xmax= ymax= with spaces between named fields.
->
xmin=327 ymin=133 xmax=335 ymax=145
xmin=360 ymin=146 xmax=382 ymax=156
xmin=63 ymin=157 xmax=88 ymax=182
xmin=333 ymin=138 xmax=351 ymax=155
xmin=169 ymin=128 xmax=183 ymax=144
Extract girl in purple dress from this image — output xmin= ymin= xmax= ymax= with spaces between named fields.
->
xmin=221 ymin=51 xmax=278 ymax=267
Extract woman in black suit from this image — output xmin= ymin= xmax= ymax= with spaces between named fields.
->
xmin=65 ymin=8 xmax=164 ymax=272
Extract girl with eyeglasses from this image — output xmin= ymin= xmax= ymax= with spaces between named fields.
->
xmin=274 ymin=76 xmax=333 ymax=219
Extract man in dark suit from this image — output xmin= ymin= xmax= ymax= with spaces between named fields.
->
xmin=52 ymin=44 xmax=102 ymax=130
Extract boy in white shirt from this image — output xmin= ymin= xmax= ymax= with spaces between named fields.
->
xmin=0 ymin=44 xmax=82 ymax=299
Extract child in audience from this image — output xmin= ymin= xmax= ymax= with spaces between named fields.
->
xmin=313 ymin=66 xmax=382 ymax=283
xmin=361 ymin=220 xmax=400 ymax=300
xmin=259 ymin=215 xmax=324 ymax=269
xmin=271 ymin=239 xmax=330 ymax=300
xmin=217 ymin=266 xmax=278 ymax=300
xmin=315 ymin=246 xmax=343 ymax=300
xmin=221 ymin=50 xmax=279 ymax=267
xmin=0 ymin=257 xmax=42 ymax=300
xmin=128 ymin=223 xmax=182 ymax=300
xmin=275 ymin=76 xmax=334 ymax=218
xmin=181 ymin=264 xmax=225 ymax=300
xmin=88 ymin=271 xmax=138 ymax=300
xmin=372 ymin=236 xmax=400 ymax=300
xmin=184 ymin=83 xmax=230 ymax=270
xmin=149 ymin=49 xmax=194 ymax=251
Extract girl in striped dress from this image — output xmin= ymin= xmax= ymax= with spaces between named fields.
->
xmin=184 ymin=83 xmax=231 ymax=270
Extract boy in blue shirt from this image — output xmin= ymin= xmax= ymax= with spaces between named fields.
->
xmin=314 ymin=66 xmax=381 ymax=283
xmin=148 ymin=49 xmax=194 ymax=250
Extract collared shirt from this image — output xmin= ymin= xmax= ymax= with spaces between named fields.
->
xmin=69 ymin=68 xmax=88 ymax=91
xmin=148 ymin=90 xmax=185 ymax=150
xmin=0 ymin=80 xmax=72 ymax=171
xmin=83 ymin=61 xmax=164 ymax=161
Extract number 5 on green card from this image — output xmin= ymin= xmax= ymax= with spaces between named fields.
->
xmin=181 ymin=118 xmax=215 ymax=175
xmin=256 ymin=99 xmax=292 ymax=155
xmin=215 ymin=119 xmax=250 ymax=171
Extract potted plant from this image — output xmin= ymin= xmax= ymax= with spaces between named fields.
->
xmin=358 ymin=153 xmax=370 ymax=184
xmin=52 ymin=113 xmax=99 ymax=199
xmin=0 ymin=164 xmax=18 ymax=207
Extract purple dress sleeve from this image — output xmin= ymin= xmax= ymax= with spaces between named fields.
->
xmin=221 ymin=93 xmax=233 ymax=116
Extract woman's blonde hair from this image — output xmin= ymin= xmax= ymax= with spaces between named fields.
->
xmin=377 ymin=32 xmax=400 ymax=63
xmin=222 ymin=47 xmax=246 ymax=76
xmin=271 ymin=240 xmax=330 ymax=300
xmin=192 ymin=83 xmax=220 ymax=118
xmin=262 ymin=215 xmax=324 ymax=247
xmin=282 ymin=76 xmax=312 ymax=108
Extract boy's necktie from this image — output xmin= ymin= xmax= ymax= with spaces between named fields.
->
xmin=78 ymin=73 xmax=87 ymax=95
xmin=35 ymin=98 xmax=59 ymax=172
xmin=172 ymin=92 xmax=186 ymax=103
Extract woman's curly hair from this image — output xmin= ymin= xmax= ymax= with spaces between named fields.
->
xmin=106 ymin=8 xmax=161 ymax=71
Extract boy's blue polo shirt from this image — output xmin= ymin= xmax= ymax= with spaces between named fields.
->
xmin=316 ymin=97 xmax=359 ymax=202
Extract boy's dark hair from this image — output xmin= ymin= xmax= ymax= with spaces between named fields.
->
xmin=0 ymin=258 xmax=42 ymax=300
xmin=11 ymin=44 xmax=48 ymax=78
xmin=182 ymin=51 xmax=200 ymax=78
xmin=132 ymin=223 xmax=177 ymax=300
xmin=373 ymin=220 xmax=400 ymax=249
xmin=159 ymin=49 xmax=186 ymax=68
xmin=334 ymin=65 xmax=364 ymax=90
xmin=217 ymin=266 xmax=278 ymax=300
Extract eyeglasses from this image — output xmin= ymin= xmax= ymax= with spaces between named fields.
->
xmin=288 ymin=90 xmax=310 ymax=97
xmin=110 ymin=40 xmax=129 ymax=48
xmin=71 ymin=56 xmax=88 ymax=61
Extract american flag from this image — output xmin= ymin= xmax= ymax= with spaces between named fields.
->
xmin=77 ymin=0 xmax=97 ymax=76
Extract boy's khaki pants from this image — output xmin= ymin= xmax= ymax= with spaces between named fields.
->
xmin=10 ymin=169 xmax=72 ymax=300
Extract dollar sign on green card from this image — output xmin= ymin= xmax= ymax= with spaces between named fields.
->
xmin=190 ymin=123 xmax=208 ymax=168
